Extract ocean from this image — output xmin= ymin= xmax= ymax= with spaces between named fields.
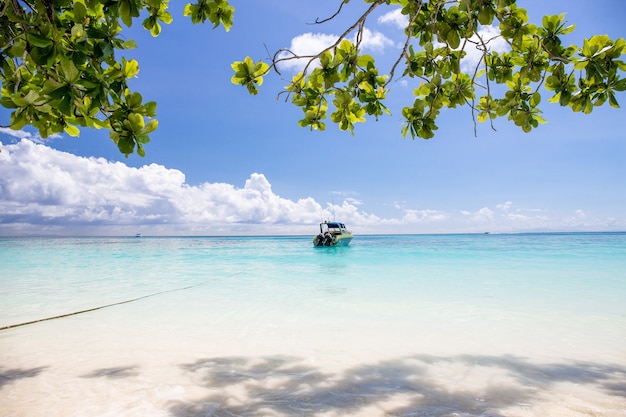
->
xmin=1 ymin=233 xmax=625 ymax=416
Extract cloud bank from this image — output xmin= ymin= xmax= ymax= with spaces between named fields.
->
xmin=0 ymin=139 xmax=327 ymax=235
xmin=0 ymin=139 xmax=620 ymax=236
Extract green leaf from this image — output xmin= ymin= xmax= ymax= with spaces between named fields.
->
xmin=122 ymin=40 xmax=138 ymax=50
xmin=10 ymin=111 xmax=28 ymax=130
xmin=27 ymin=33 xmax=53 ymax=48
xmin=137 ymin=143 xmax=146 ymax=157
xmin=530 ymin=92 xmax=541 ymax=107
xmin=127 ymin=92 xmax=142 ymax=108
xmin=183 ymin=3 xmax=198 ymax=22
xmin=159 ymin=11 xmax=173 ymax=25
xmin=0 ymin=97 xmax=18 ymax=109
xmin=73 ymin=0 xmax=87 ymax=22
xmin=61 ymin=59 xmax=80 ymax=83
xmin=118 ymin=0 xmax=133 ymax=27
xmin=141 ymin=119 xmax=158 ymax=135
xmin=12 ymin=91 xmax=41 ymax=107
xmin=123 ymin=58 xmax=140 ymax=78
xmin=143 ymin=16 xmax=155 ymax=30
xmin=116 ymin=135 xmax=135 ymax=156
xmin=150 ymin=21 xmax=162 ymax=37
xmin=64 ymin=124 xmax=80 ymax=137
xmin=478 ymin=7 xmax=494 ymax=25
xmin=447 ymin=30 xmax=460 ymax=49
xmin=42 ymin=78 xmax=66 ymax=94
xmin=230 ymin=56 xmax=269 ymax=95
xmin=71 ymin=24 xmax=87 ymax=42
xmin=127 ymin=113 xmax=145 ymax=132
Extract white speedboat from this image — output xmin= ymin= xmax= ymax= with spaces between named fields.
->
xmin=313 ymin=221 xmax=353 ymax=247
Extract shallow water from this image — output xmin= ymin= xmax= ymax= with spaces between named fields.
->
xmin=1 ymin=233 xmax=625 ymax=416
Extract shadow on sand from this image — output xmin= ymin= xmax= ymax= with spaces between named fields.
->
xmin=167 ymin=354 xmax=626 ymax=417
xmin=80 ymin=365 xmax=140 ymax=379
xmin=0 ymin=366 xmax=48 ymax=389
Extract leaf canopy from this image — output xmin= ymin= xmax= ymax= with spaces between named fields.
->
xmin=0 ymin=0 xmax=624 ymax=156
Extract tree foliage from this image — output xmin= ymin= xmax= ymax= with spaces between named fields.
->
xmin=1 ymin=0 xmax=624 ymax=156
xmin=0 ymin=0 xmax=233 ymax=156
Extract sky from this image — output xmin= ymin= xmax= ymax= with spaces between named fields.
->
xmin=1 ymin=0 xmax=625 ymax=236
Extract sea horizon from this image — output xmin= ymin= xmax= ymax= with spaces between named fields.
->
xmin=2 ymin=229 xmax=625 ymax=239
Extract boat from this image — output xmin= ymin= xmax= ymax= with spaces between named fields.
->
xmin=313 ymin=221 xmax=353 ymax=247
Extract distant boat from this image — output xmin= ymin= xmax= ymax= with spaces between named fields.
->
xmin=313 ymin=221 xmax=353 ymax=247
xmin=135 ymin=233 xmax=142 ymax=238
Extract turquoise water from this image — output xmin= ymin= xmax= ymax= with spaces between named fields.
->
xmin=2 ymin=233 xmax=625 ymax=327
xmin=1 ymin=233 xmax=625 ymax=416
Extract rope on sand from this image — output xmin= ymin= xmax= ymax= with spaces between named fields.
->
xmin=0 ymin=274 xmax=240 ymax=332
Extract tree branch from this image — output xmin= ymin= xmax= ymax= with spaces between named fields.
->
xmin=385 ymin=2 xmax=423 ymax=88
xmin=311 ymin=0 xmax=348 ymax=25
xmin=270 ymin=1 xmax=384 ymax=97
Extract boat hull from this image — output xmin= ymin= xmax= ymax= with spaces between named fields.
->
xmin=333 ymin=235 xmax=352 ymax=246
xmin=313 ymin=233 xmax=353 ymax=247
xmin=313 ymin=221 xmax=353 ymax=247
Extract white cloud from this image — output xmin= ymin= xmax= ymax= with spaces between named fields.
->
xmin=460 ymin=25 xmax=509 ymax=72
xmin=277 ymin=32 xmax=338 ymax=71
xmin=343 ymin=197 xmax=362 ymax=206
xmin=378 ymin=8 xmax=408 ymax=30
xmin=359 ymin=27 xmax=395 ymax=51
xmin=277 ymin=29 xmax=394 ymax=72
xmin=497 ymin=201 xmax=513 ymax=212
xmin=402 ymin=209 xmax=448 ymax=223
xmin=0 ymin=139 xmax=622 ymax=235
xmin=0 ymin=140 xmax=329 ymax=232
xmin=468 ymin=207 xmax=494 ymax=222
xmin=0 ymin=127 xmax=60 ymax=144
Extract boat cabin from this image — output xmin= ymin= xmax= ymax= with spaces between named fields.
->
xmin=320 ymin=221 xmax=349 ymax=235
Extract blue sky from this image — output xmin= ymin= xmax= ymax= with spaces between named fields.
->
xmin=1 ymin=0 xmax=625 ymax=236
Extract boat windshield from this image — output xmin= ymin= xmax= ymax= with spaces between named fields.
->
xmin=320 ymin=222 xmax=347 ymax=233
